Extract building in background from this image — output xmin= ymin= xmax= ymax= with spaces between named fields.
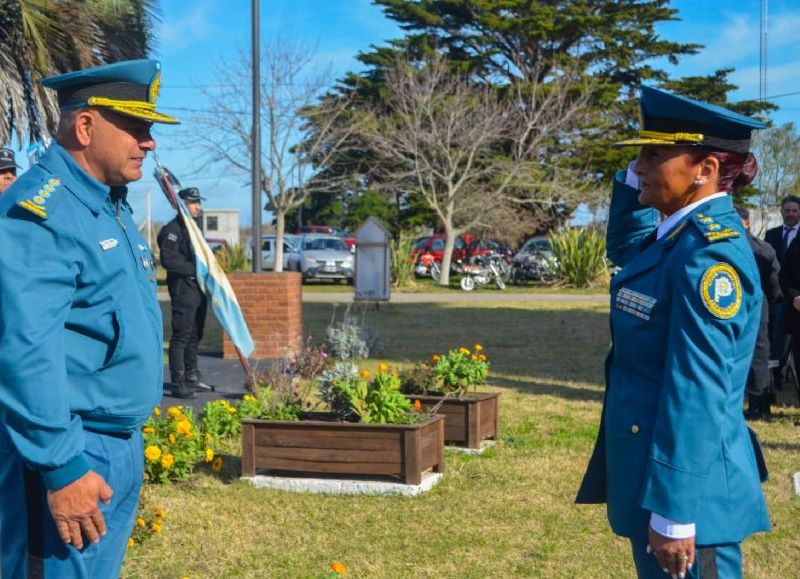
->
xmin=201 ymin=209 xmax=240 ymax=249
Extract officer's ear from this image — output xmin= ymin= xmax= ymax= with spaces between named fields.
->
xmin=73 ymin=110 xmax=97 ymax=147
xmin=696 ymin=154 xmax=720 ymax=185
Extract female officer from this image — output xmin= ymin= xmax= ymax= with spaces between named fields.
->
xmin=576 ymin=87 xmax=770 ymax=579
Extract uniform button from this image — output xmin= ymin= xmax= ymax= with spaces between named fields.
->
xmin=630 ymin=424 xmax=640 ymax=434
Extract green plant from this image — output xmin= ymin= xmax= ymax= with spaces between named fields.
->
xmin=216 ymin=243 xmax=251 ymax=273
xmin=200 ymin=399 xmax=242 ymax=438
xmin=433 ymin=345 xmax=489 ymax=396
xmin=390 ymin=234 xmax=417 ymax=288
xmin=548 ymin=228 xmax=609 ymax=288
xmin=128 ymin=494 xmax=166 ymax=550
xmin=143 ymin=405 xmax=211 ymax=484
xmin=331 ymin=365 xmax=422 ymax=424
xmin=398 ymin=362 xmax=438 ymax=395
xmin=318 ymin=361 xmax=360 ymax=420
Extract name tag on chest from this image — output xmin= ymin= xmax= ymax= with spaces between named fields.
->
xmin=99 ymin=238 xmax=118 ymax=251
xmin=615 ymin=287 xmax=657 ymax=321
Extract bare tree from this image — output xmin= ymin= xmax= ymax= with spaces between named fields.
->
xmin=358 ymin=55 xmax=594 ymax=285
xmin=186 ymin=38 xmax=359 ymax=272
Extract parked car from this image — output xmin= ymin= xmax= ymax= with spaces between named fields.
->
xmin=297 ymin=225 xmax=356 ymax=250
xmin=261 ymin=234 xmax=300 ymax=271
xmin=411 ymin=234 xmax=467 ymax=264
xmin=286 ymin=235 xmax=354 ymax=282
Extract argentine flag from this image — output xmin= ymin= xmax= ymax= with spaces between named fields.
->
xmin=154 ymin=160 xmax=255 ymax=358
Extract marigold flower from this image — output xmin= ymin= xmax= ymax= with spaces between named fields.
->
xmin=153 ymin=406 xmax=161 ymax=416
xmin=161 ymin=453 xmax=174 ymax=469
xmin=378 ymin=362 xmax=389 ymax=373
xmin=154 ymin=508 xmax=166 ymax=519
xmin=142 ymin=427 xmax=155 ymax=434
xmin=413 ymin=399 xmax=422 ymax=411
xmin=474 ymin=343 xmax=483 ymax=352
xmin=459 ymin=347 xmax=470 ymax=355
xmin=211 ymin=456 xmax=224 ymax=473
xmin=359 ymin=369 xmax=371 ymax=379
xmin=478 ymin=354 xmax=487 ymax=362
xmin=471 ymin=355 xmax=478 ymax=361
xmin=144 ymin=445 xmax=162 ymax=462
xmin=330 ymin=561 xmax=347 ymax=575
xmin=167 ymin=406 xmax=182 ymax=418
xmin=243 ymin=394 xmax=256 ymax=402
xmin=168 ymin=434 xmax=176 ymax=445
xmin=226 ymin=407 xmax=237 ymax=414
xmin=151 ymin=522 xmax=162 ymax=534
xmin=205 ymin=448 xmax=214 ymax=463
xmin=127 ymin=538 xmax=135 ymax=548
xmin=432 ymin=354 xmax=440 ymax=363
xmin=136 ymin=517 xmax=146 ymax=528
xmin=176 ymin=419 xmax=192 ymax=436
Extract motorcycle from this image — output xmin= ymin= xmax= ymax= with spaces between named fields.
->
xmin=510 ymin=250 xmax=558 ymax=284
xmin=459 ymin=259 xmax=506 ymax=291
xmin=415 ymin=251 xmax=441 ymax=281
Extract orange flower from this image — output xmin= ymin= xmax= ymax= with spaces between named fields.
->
xmin=330 ymin=561 xmax=348 ymax=575
xmin=359 ymin=369 xmax=371 ymax=379
xmin=378 ymin=362 xmax=389 ymax=373
xmin=413 ymin=399 xmax=422 ymax=411
xmin=432 ymin=354 xmax=441 ymax=363
xmin=176 ymin=419 xmax=192 ymax=436
xmin=474 ymin=343 xmax=483 ymax=352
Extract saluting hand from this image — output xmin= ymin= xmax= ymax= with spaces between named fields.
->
xmin=46 ymin=470 xmax=113 ymax=549
xmin=648 ymin=526 xmax=695 ymax=579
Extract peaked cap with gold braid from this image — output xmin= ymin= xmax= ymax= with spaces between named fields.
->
xmin=42 ymin=59 xmax=179 ymax=125
xmin=615 ymin=86 xmax=765 ymax=153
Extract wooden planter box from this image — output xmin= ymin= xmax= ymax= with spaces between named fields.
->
xmin=241 ymin=414 xmax=445 ymax=485
xmin=409 ymin=392 xmax=500 ymax=449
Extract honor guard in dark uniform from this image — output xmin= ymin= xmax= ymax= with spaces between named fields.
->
xmin=158 ymin=187 xmax=210 ymax=399
xmin=0 ymin=59 xmax=178 ymax=578
xmin=576 ymin=87 xmax=770 ymax=578
xmin=736 ymin=206 xmax=782 ymax=419
xmin=0 ymin=147 xmax=20 ymax=193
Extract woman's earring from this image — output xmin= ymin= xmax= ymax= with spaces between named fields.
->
xmin=693 ymin=178 xmax=705 ymax=186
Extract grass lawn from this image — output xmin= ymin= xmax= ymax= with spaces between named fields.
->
xmin=124 ymin=301 xmax=800 ymax=578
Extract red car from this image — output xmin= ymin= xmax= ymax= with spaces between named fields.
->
xmin=412 ymin=234 xmax=494 ymax=263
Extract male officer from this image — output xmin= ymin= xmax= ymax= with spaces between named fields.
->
xmin=737 ymin=206 xmax=782 ymax=419
xmin=0 ymin=147 xmax=19 ymax=193
xmin=158 ymin=186 xmax=209 ymax=399
xmin=0 ymin=59 xmax=178 ymax=578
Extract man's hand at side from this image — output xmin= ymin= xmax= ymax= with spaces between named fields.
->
xmin=46 ymin=470 xmax=113 ymax=549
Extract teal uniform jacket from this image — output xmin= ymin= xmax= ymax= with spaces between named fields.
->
xmin=0 ymin=143 xmax=162 ymax=491
xmin=576 ymin=172 xmax=770 ymax=545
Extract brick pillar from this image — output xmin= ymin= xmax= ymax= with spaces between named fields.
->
xmin=223 ymin=272 xmax=302 ymax=360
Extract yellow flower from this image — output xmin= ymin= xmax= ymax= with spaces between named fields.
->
xmin=153 ymin=406 xmax=161 ymax=416
xmin=459 ymin=347 xmax=470 ymax=355
xmin=144 ymin=445 xmax=162 ymax=462
xmin=151 ymin=522 xmax=162 ymax=534
xmin=136 ymin=517 xmax=145 ymax=528
xmin=168 ymin=434 xmax=176 ymax=445
xmin=142 ymin=427 xmax=155 ymax=434
xmin=226 ymin=407 xmax=237 ymax=414
xmin=378 ymin=362 xmax=388 ymax=373
xmin=474 ymin=343 xmax=483 ymax=352
xmin=478 ymin=354 xmax=487 ymax=362
xmin=330 ymin=561 xmax=347 ymax=575
xmin=167 ymin=406 xmax=182 ymax=418
xmin=359 ymin=369 xmax=371 ymax=379
xmin=205 ymin=448 xmax=214 ymax=463
xmin=161 ymin=453 xmax=174 ymax=469
xmin=243 ymin=394 xmax=256 ymax=402
xmin=471 ymin=355 xmax=478 ymax=361
xmin=211 ymin=456 xmax=224 ymax=473
xmin=154 ymin=508 xmax=166 ymax=519
xmin=176 ymin=419 xmax=192 ymax=436
xmin=432 ymin=354 xmax=440 ymax=363
xmin=127 ymin=538 xmax=135 ymax=548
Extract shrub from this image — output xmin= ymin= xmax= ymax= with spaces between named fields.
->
xmin=200 ymin=399 xmax=242 ymax=438
xmin=143 ymin=406 xmax=211 ymax=483
xmin=215 ymin=243 xmax=251 ymax=273
xmin=326 ymin=304 xmax=380 ymax=360
xmin=398 ymin=363 xmax=439 ymax=395
xmin=318 ymin=361 xmax=360 ymax=421
xmin=433 ymin=345 xmax=489 ymax=396
xmin=390 ymin=234 xmax=417 ymax=289
xmin=287 ymin=336 xmax=329 ymax=379
xmin=548 ymin=228 xmax=609 ymax=288
xmin=330 ymin=364 xmax=424 ymax=424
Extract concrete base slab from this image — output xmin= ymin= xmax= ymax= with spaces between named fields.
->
xmin=793 ymin=472 xmax=800 ymax=497
xmin=446 ymin=440 xmax=495 ymax=455
xmin=243 ymin=471 xmax=443 ymax=496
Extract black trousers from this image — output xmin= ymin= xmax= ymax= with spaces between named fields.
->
xmin=167 ymin=276 xmax=207 ymax=382
xmin=746 ymin=300 xmax=770 ymax=396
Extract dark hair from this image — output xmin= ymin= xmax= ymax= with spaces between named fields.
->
xmin=735 ymin=206 xmax=750 ymax=220
xmin=688 ymin=150 xmax=758 ymax=193
xmin=780 ymin=195 xmax=800 ymax=209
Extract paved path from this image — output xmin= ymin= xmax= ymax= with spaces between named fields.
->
xmin=300 ymin=291 xmax=608 ymax=303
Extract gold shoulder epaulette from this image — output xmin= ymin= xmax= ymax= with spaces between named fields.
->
xmin=691 ymin=212 xmax=740 ymax=243
xmin=17 ymin=177 xmax=61 ymax=219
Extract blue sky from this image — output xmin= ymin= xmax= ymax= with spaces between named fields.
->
xmin=123 ymin=0 xmax=800 ymax=225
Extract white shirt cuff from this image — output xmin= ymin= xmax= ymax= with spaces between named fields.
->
xmin=649 ymin=513 xmax=696 ymax=539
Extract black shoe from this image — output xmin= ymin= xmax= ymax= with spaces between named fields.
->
xmin=186 ymin=370 xmax=214 ymax=392
xmin=744 ymin=394 xmax=770 ymax=421
xmin=170 ymin=381 xmax=197 ymax=399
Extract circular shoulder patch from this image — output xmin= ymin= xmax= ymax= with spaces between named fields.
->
xmin=700 ymin=262 xmax=742 ymax=319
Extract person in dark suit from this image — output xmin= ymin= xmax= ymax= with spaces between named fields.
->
xmin=576 ymin=87 xmax=770 ymax=579
xmin=779 ymin=227 xmax=800 ymax=393
xmin=763 ymin=196 xmax=800 ymax=376
xmin=737 ymin=206 xmax=782 ymax=419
